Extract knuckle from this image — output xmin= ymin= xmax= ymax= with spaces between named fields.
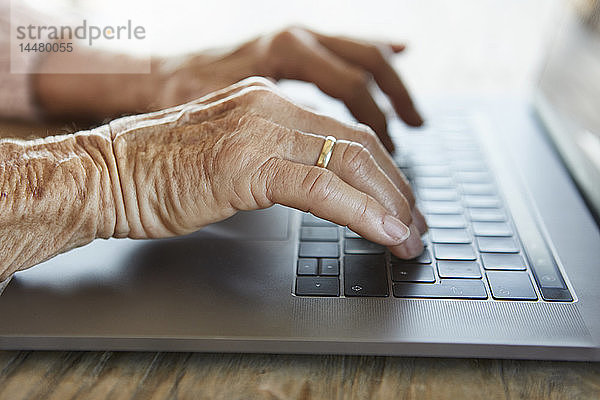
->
xmin=263 ymin=27 xmax=311 ymax=77
xmin=347 ymin=69 xmax=369 ymax=93
xmin=367 ymin=45 xmax=387 ymax=69
xmin=271 ymin=27 xmax=305 ymax=48
xmin=341 ymin=141 xmax=372 ymax=176
xmin=396 ymin=195 xmax=412 ymax=223
xmin=238 ymin=76 xmax=276 ymax=89
xmin=354 ymin=126 xmax=379 ymax=150
xmin=237 ymin=85 xmax=279 ymax=106
xmin=252 ymin=156 xmax=279 ymax=207
xmin=302 ymin=167 xmax=336 ymax=202
xmin=349 ymin=194 xmax=371 ymax=228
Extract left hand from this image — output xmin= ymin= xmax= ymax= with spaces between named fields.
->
xmin=153 ymin=27 xmax=424 ymax=153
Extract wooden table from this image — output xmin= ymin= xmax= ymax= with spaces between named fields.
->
xmin=0 ymin=351 xmax=599 ymax=400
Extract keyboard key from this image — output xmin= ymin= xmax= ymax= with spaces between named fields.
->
xmin=477 ymin=237 xmax=519 ymax=253
xmin=297 ymin=258 xmax=318 ymax=275
xmin=300 ymin=226 xmax=338 ymax=242
xmin=392 ymin=248 xmax=432 ymax=264
xmin=422 ymin=201 xmax=463 ymax=214
xmin=393 ymin=280 xmax=487 ymax=299
xmin=299 ymin=242 xmax=339 ymax=258
xmin=481 ymin=253 xmax=526 ymax=270
xmin=437 ymin=261 xmax=482 ymax=278
xmin=413 ymin=165 xmax=451 ymax=177
xmin=301 ymin=213 xmax=337 ymax=227
xmin=426 ymin=214 xmax=467 ymax=228
xmin=418 ymin=188 xmax=459 ymax=201
xmin=448 ymin=150 xmax=481 ymax=161
xmin=319 ymin=259 xmax=340 ymax=275
xmin=391 ymin=264 xmax=435 ymax=282
xmin=456 ymin=171 xmax=492 ymax=183
xmin=430 ymin=228 xmax=471 ymax=244
xmin=344 ymin=255 xmax=389 ymax=297
xmin=539 ymin=288 xmax=573 ymax=302
xmin=486 ymin=271 xmax=537 ymax=300
xmin=344 ymin=227 xmax=361 ymax=238
xmin=463 ymin=195 xmax=501 ymax=208
xmin=516 ymin=223 xmax=572 ymax=301
xmin=296 ymin=276 xmax=339 ymax=296
xmin=301 ymin=226 xmax=339 ymax=241
xmin=468 ymin=208 xmax=506 ymax=222
xmin=453 ymin=161 xmax=488 ymax=172
xmin=472 ymin=221 xmax=512 ymax=237
xmin=434 ymin=243 xmax=477 ymax=260
xmin=415 ymin=177 xmax=454 ymax=188
xmin=461 ymin=183 xmax=496 ymax=195
xmin=409 ymin=155 xmax=449 ymax=166
xmin=344 ymin=238 xmax=385 ymax=254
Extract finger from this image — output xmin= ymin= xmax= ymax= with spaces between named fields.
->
xmin=275 ymin=129 xmax=423 ymax=256
xmin=309 ymin=32 xmax=424 ymax=126
xmin=389 ymin=223 xmax=424 ymax=259
xmin=412 ymin=207 xmax=428 ymax=235
xmin=281 ymin=131 xmax=413 ymax=226
xmin=271 ymin=31 xmax=395 ymax=152
xmin=258 ymin=157 xmax=411 ymax=247
xmin=390 ymin=43 xmax=406 ymax=53
xmin=240 ymin=91 xmax=423 ymax=213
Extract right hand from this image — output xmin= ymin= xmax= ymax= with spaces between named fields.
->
xmin=108 ymin=77 xmax=427 ymax=259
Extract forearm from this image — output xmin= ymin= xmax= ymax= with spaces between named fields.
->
xmin=32 ymin=45 xmax=259 ymax=122
xmin=32 ymin=49 xmax=161 ymax=121
xmin=0 ymin=126 xmax=123 ymax=280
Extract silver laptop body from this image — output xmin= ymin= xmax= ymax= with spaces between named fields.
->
xmin=1 ymin=4 xmax=599 ymax=361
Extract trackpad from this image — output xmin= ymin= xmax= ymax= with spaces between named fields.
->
xmin=190 ymin=205 xmax=290 ymax=241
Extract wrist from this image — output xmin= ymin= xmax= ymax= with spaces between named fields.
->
xmin=0 ymin=131 xmax=120 ymax=277
xmin=75 ymin=125 xmax=128 ymax=239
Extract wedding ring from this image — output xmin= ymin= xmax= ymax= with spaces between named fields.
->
xmin=315 ymin=136 xmax=336 ymax=169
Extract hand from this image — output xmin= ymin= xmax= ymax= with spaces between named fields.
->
xmin=109 ymin=77 xmax=427 ymax=259
xmin=153 ymin=27 xmax=423 ymax=153
xmin=34 ymin=27 xmax=422 ymax=153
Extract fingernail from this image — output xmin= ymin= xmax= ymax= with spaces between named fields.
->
xmin=408 ymin=110 xmax=424 ymax=127
xmin=405 ymin=226 xmax=424 ymax=255
xmin=383 ymin=215 xmax=410 ymax=243
xmin=415 ymin=114 xmax=424 ymax=126
xmin=410 ymin=115 xmax=424 ymax=127
xmin=394 ymin=225 xmax=424 ymax=259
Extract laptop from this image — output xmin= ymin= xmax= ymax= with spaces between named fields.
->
xmin=1 ymin=3 xmax=599 ymax=361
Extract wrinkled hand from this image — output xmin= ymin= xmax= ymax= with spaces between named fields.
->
xmin=111 ymin=78 xmax=427 ymax=259
xmin=154 ymin=27 xmax=423 ymax=153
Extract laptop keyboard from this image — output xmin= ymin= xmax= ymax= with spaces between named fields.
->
xmin=294 ymin=116 xmax=574 ymax=302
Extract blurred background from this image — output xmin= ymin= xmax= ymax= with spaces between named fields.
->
xmin=21 ymin=0 xmax=563 ymax=96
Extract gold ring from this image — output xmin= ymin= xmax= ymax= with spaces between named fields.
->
xmin=315 ymin=136 xmax=336 ymax=168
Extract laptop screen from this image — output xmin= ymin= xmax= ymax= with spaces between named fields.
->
xmin=536 ymin=0 xmax=600 ymax=219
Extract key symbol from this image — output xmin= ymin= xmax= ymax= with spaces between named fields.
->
xmin=351 ymin=285 xmax=363 ymax=292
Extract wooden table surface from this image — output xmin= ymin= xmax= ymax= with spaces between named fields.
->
xmin=1 ymin=351 xmax=599 ymax=400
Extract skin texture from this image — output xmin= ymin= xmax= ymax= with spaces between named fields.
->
xmin=0 ymin=78 xmax=426 ymax=280
xmin=33 ymin=27 xmax=423 ymax=152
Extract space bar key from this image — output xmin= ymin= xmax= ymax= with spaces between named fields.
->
xmin=393 ymin=280 xmax=488 ymax=299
